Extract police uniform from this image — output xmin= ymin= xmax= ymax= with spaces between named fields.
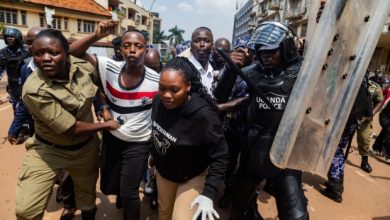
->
xmin=214 ymin=22 xmax=308 ymax=220
xmin=15 ymin=56 xmax=100 ymax=220
xmin=356 ymin=80 xmax=383 ymax=156
xmin=324 ymin=76 xmax=374 ymax=202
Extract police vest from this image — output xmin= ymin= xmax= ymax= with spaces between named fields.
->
xmin=350 ymin=77 xmax=373 ymax=119
xmin=247 ymin=60 xmax=301 ymax=133
xmin=0 ymin=47 xmax=29 ymax=81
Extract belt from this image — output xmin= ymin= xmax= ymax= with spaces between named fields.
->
xmin=35 ymin=134 xmax=92 ymax=151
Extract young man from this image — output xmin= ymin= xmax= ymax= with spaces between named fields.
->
xmin=70 ymin=20 xmax=159 ymax=220
xmin=189 ymin=27 xmax=214 ymax=95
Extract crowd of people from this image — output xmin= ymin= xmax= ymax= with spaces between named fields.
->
xmin=0 ymin=14 xmax=389 ymax=220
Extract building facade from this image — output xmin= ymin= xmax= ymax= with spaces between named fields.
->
xmin=0 ymin=0 xmax=111 ymax=43
xmin=106 ymin=0 xmax=161 ymax=44
xmin=232 ymin=0 xmax=255 ymax=46
xmin=233 ymin=0 xmax=390 ymax=74
xmin=0 ymin=0 xmax=162 ymax=46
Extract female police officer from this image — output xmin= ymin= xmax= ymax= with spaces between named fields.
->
xmin=15 ymin=29 xmax=119 ymax=220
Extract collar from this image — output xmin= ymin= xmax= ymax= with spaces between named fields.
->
xmin=188 ymin=55 xmax=214 ymax=74
xmin=27 ymin=59 xmax=37 ymax=72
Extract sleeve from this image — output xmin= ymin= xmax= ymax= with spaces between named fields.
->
xmin=213 ymin=65 xmax=239 ymax=103
xmin=201 ymin=109 xmax=229 ymax=200
xmin=375 ymin=86 xmax=384 ymax=103
xmin=8 ymin=101 xmax=29 ymax=136
xmin=22 ymin=91 xmax=76 ymax=134
xmin=0 ymin=53 xmax=6 ymax=79
xmin=92 ymin=55 xmax=104 ymax=90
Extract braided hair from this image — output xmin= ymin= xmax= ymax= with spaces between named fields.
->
xmin=161 ymin=57 xmax=218 ymax=111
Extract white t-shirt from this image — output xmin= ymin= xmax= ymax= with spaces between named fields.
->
xmin=188 ymin=55 xmax=214 ymax=95
xmin=97 ymin=56 xmax=159 ymax=142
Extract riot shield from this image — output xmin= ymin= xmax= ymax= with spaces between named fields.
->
xmin=270 ymin=0 xmax=390 ymax=177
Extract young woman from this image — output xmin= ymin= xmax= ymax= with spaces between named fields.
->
xmin=151 ymin=57 xmax=228 ymax=220
xmin=15 ymin=29 xmax=119 ymax=220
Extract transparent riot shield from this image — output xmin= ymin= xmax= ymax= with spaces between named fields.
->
xmin=270 ymin=0 xmax=390 ymax=177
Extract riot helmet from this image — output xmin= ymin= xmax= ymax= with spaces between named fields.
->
xmin=2 ymin=27 xmax=23 ymax=46
xmin=247 ymin=21 xmax=298 ymax=63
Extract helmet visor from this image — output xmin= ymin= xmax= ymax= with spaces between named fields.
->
xmin=247 ymin=22 xmax=288 ymax=50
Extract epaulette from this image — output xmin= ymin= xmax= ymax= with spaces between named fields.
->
xmin=70 ymin=56 xmax=95 ymax=74
xmin=23 ymin=71 xmax=45 ymax=94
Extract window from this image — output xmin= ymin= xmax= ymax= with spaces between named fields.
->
xmin=52 ymin=16 xmax=62 ymax=30
xmin=128 ymin=10 xmax=135 ymax=20
xmin=142 ymin=16 xmax=147 ymax=25
xmin=77 ymin=19 xmax=82 ymax=32
xmin=119 ymin=7 xmax=126 ymax=17
xmin=136 ymin=15 xmax=140 ymax=24
xmin=21 ymin=10 xmax=27 ymax=25
xmin=80 ymin=20 xmax=95 ymax=33
xmin=0 ymin=8 xmax=17 ymax=24
xmin=64 ymin=17 xmax=68 ymax=30
xmin=39 ymin=13 xmax=45 ymax=27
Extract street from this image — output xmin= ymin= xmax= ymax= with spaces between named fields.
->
xmin=0 ymin=99 xmax=390 ymax=220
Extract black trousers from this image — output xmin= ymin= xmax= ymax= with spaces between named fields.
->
xmin=100 ymin=131 xmax=151 ymax=220
xmin=223 ymin=127 xmax=247 ymax=194
xmin=229 ymin=127 xmax=308 ymax=220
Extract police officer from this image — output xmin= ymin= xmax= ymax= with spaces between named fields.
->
xmin=15 ymin=29 xmax=120 ymax=220
xmin=0 ymin=27 xmax=29 ymax=112
xmin=214 ymin=21 xmax=308 ymax=220
xmin=322 ymin=74 xmax=374 ymax=203
xmin=7 ymin=27 xmax=45 ymax=145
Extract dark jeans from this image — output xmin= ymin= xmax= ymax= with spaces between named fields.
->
xmin=100 ymin=131 xmax=151 ymax=220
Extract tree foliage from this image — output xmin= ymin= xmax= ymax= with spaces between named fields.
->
xmin=154 ymin=30 xmax=167 ymax=43
xmin=167 ymin=25 xmax=185 ymax=47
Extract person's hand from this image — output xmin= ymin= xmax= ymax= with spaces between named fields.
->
xmin=8 ymin=135 xmax=17 ymax=145
xmin=105 ymin=119 xmax=120 ymax=130
xmin=229 ymin=48 xmax=248 ymax=67
xmin=102 ymin=107 xmax=113 ymax=121
xmin=95 ymin=20 xmax=119 ymax=39
xmin=190 ymin=195 xmax=219 ymax=220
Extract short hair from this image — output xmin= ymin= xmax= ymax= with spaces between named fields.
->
xmin=34 ymin=29 xmax=69 ymax=52
xmin=122 ymin=29 xmax=145 ymax=39
xmin=112 ymin=36 xmax=122 ymax=47
xmin=121 ymin=29 xmax=146 ymax=46
xmin=191 ymin=27 xmax=213 ymax=40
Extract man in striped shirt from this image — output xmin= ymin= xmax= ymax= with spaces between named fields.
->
xmin=70 ymin=20 xmax=159 ymax=220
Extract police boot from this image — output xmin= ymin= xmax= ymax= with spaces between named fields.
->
xmin=81 ymin=207 xmax=97 ymax=220
xmin=242 ymin=191 xmax=263 ymax=220
xmin=360 ymin=156 xmax=372 ymax=173
xmin=321 ymin=178 xmax=343 ymax=203
xmin=116 ymin=195 xmax=122 ymax=209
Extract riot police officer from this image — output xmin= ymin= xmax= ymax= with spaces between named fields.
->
xmin=214 ymin=21 xmax=309 ymax=220
xmin=0 ymin=27 xmax=29 ymax=109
